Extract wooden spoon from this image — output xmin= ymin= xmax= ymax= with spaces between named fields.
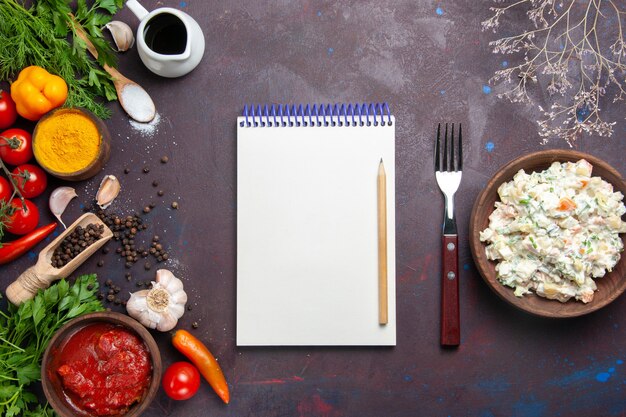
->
xmin=5 ymin=213 xmax=113 ymax=305
xmin=73 ymin=18 xmax=156 ymax=123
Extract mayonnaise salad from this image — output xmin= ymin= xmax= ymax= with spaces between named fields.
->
xmin=480 ymin=159 xmax=626 ymax=303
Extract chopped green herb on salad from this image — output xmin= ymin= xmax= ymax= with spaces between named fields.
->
xmin=480 ymin=160 xmax=626 ymax=303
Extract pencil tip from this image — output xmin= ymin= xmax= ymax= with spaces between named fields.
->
xmin=380 ymin=158 xmax=383 ymax=163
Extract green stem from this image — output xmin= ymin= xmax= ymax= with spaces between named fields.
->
xmin=0 ymin=386 xmax=20 ymax=406
xmin=0 ymin=136 xmax=22 ymax=149
xmin=0 ymin=157 xmax=25 ymax=208
xmin=0 ymin=336 xmax=25 ymax=352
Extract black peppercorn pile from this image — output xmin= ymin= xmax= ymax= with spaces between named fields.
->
xmin=51 ymin=223 xmax=104 ymax=268
xmin=95 ymin=210 xmax=170 ymax=270
xmin=98 ymin=210 xmax=147 ymax=269
xmin=98 ymin=279 xmax=126 ymax=306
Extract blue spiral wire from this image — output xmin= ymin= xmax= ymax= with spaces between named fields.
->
xmin=241 ymin=103 xmax=392 ymax=127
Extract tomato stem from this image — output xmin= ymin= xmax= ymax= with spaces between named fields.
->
xmin=12 ymin=169 xmax=30 ymax=182
xmin=0 ymin=157 xmax=25 ymax=208
xmin=0 ymin=136 xmax=21 ymax=149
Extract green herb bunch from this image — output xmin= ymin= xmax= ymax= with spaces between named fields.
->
xmin=0 ymin=0 xmax=124 ymax=119
xmin=0 ymin=275 xmax=104 ymax=417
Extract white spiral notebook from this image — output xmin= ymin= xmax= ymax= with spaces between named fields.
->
xmin=236 ymin=103 xmax=396 ymax=346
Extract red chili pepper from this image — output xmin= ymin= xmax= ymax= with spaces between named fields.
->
xmin=0 ymin=222 xmax=56 ymax=264
xmin=172 ymin=329 xmax=230 ymax=404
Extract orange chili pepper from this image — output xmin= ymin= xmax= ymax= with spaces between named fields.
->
xmin=557 ymin=197 xmax=577 ymax=211
xmin=172 ymin=329 xmax=230 ymax=404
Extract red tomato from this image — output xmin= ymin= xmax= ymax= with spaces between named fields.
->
xmin=0 ymin=176 xmax=11 ymax=202
xmin=0 ymin=90 xmax=17 ymax=130
xmin=11 ymin=164 xmax=47 ymax=198
xmin=0 ymin=128 xmax=33 ymax=166
xmin=162 ymin=362 xmax=201 ymax=401
xmin=5 ymin=198 xmax=39 ymax=235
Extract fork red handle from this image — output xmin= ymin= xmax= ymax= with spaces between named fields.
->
xmin=441 ymin=234 xmax=460 ymax=346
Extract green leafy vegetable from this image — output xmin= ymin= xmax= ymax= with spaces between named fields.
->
xmin=0 ymin=0 xmax=124 ymax=119
xmin=0 ymin=274 xmax=104 ymax=416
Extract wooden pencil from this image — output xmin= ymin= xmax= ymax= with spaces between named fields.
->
xmin=378 ymin=158 xmax=388 ymax=325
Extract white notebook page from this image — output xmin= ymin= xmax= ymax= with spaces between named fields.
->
xmin=237 ymin=115 xmax=396 ymax=346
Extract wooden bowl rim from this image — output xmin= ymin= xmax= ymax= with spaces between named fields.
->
xmin=33 ymin=107 xmax=111 ymax=180
xmin=469 ymin=149 xmax=626 ymax=318
xmin=41 ymin=311 xmax=162 ymax=417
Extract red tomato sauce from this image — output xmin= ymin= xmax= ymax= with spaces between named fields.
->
xmin=53 ymin=323 xmax=151 ymax=416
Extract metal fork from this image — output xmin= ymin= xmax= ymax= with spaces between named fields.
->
xmin=434 ymin=123 xmax=462 ymax=347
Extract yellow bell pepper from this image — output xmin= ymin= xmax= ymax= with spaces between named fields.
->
xmin=11 ymin=66 xmax=68 ymax=121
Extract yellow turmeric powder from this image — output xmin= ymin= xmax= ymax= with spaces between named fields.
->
xmin=33 ymin=109 xmax=101 ymax=173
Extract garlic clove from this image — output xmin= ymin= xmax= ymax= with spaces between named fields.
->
xmin=96 ymin=175 xmax=121 ymax=209
xmin=127 ymin=290 xmax=149 ymax=309
xmin=156 ymin=312 xmax=178 ymax=332
xmin=156 ymin=269 xmax=183 ymax=293
xmin=126 ymin=292 xmax=148 ymax=318
xmin=104 ymin=21 xmax=135 ymax=52
xmin=170 ymin=288 xmax=188 ymax=305
xmin=168 ymin=302 xmax=185 ymax=320
xmin=49 ymin=186 xmax=77 ymax=229
xmin=146 ymin=306 xmax=166 ymax=329
xmin=128 ymin=290 xmax=161 ymax=330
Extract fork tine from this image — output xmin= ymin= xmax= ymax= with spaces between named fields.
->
xmin=434 ymin=123 xmax=441 ymax=171
xmin=458 ymin=123 xmax=463 ymax=171
xmin=442 ymin=123 xmax=448 ymax=172
xmin=450 ymin=123 xmax=455 ymax=172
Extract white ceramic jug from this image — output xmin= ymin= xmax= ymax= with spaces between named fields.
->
xmin=126 ymin=0 xmax=205 ymax=77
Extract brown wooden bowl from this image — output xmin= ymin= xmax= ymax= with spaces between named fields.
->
xmin=41 ymin=312 xmax=162 ymax=417
xmin=469 ymin=150 xmax=626 ymax=318
xmin=33 ymin=107 xmax=111 ymax=181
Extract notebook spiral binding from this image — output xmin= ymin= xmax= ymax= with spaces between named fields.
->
xmin=240 ymin=103 xmax=393 ymax=128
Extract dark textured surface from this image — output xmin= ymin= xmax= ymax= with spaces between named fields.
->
xmin=1 ymin=1 xmax=626 ymax=416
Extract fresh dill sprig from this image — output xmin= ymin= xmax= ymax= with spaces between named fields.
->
xmin=0 ymin=0 xmax=123 ymax=119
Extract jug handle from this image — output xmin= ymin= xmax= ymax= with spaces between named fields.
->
xmin=126 ymin=0 xmax=149 ymax=20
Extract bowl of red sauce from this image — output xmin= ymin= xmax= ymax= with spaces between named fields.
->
xmin=42 ymin=312 xmax=162 ymax=417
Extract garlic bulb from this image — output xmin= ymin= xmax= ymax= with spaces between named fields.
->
xmin=104 ymin=21 xmax=135 ymax=52
xmin=126 ymin=269 xmax=187 ymax=332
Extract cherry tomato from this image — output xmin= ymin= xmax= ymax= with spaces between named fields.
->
xmin=162 ymin=362 xmax=201 ymax=401
xmin=0 ymin=176 xmax=11 ymax=202
xmin=5 ymin=198 xmax=39 ymax=235
xmin=11 ymin=164 xmax=47 ymax=199
xmin=0 ymin=90 xmax=17 ymax=130
xmin=0 ymin=128 xmax=33 ymax=166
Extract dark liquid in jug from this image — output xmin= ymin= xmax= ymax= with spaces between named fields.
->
xmin=144 ymin=14 xmax=187 ymax=55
